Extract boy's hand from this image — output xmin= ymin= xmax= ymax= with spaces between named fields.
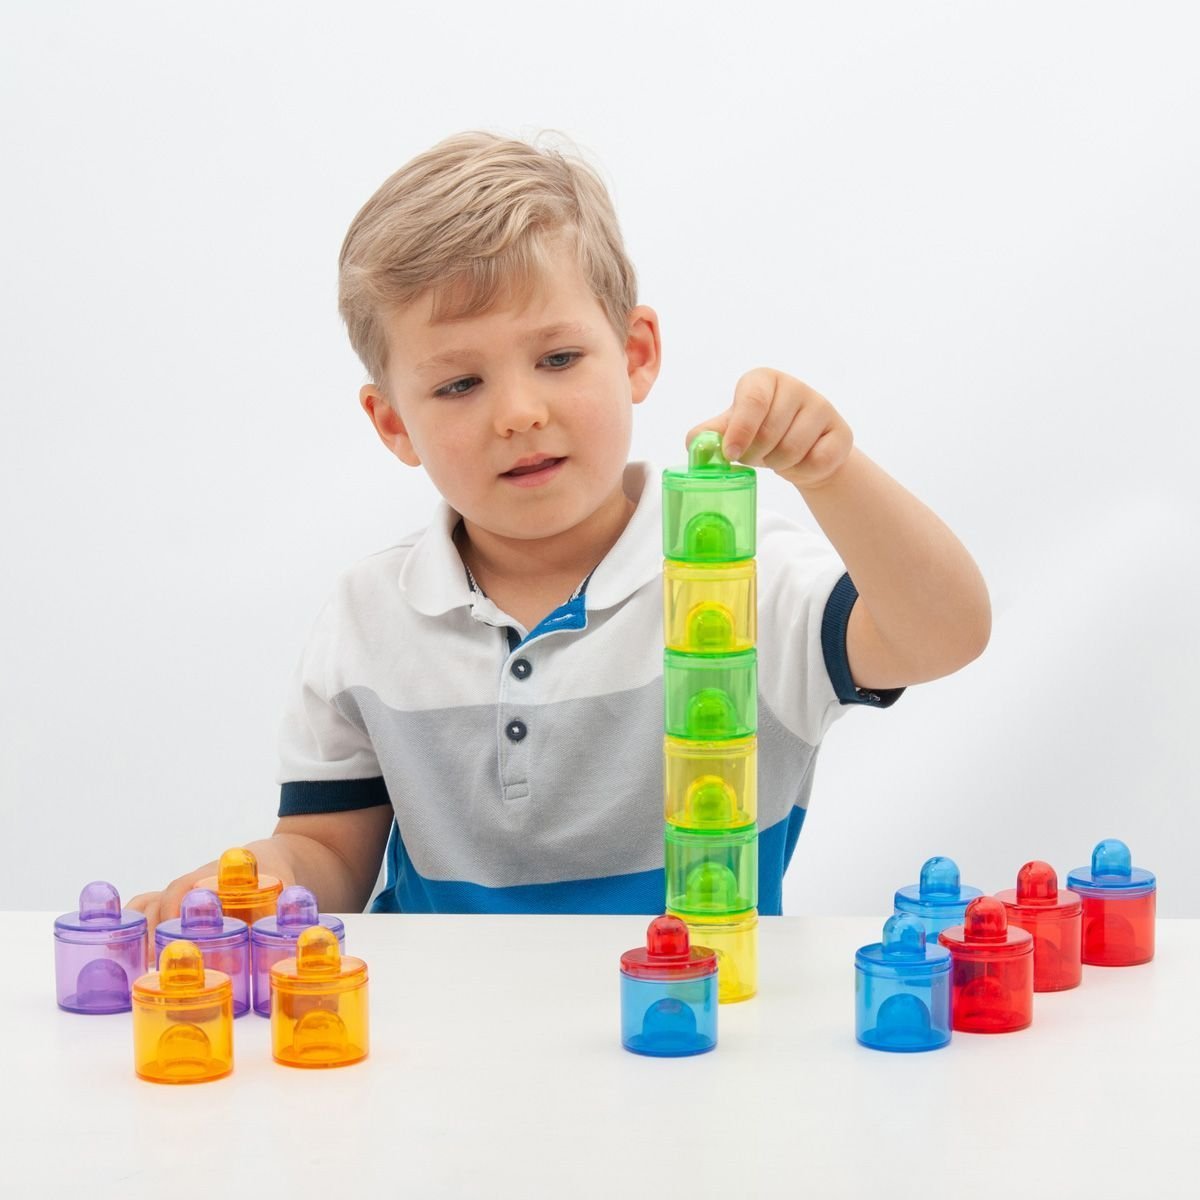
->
xmin=127 ymin=864 xmax=220 ymax=958
xmin=686 ymin=369 xmax=852 ymax=491
xmin=127 ymin=845 xmax=296 ymax=954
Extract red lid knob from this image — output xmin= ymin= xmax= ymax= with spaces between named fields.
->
xmin=620 ymin=915 xmax=717 ymax=981
xmin=1015 ymin=860 xmax=1059 ymax=904
xmin=645 ymin=915 xmax=691 ymax=961
xmin=964 ymin=896 xmax=1009 ymax=943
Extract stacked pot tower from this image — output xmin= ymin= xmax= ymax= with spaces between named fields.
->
xmin=661 ymin=432 xmax=759 ymax=1003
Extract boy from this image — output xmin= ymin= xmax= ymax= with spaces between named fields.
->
xmin=131 ymin=131 xmax=989 ymax=935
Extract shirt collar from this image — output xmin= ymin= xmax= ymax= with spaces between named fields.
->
xmin=397 ymin=461 xmax=662 ymax=617
xmin=583 ymin=461 xmax=662 ymax=610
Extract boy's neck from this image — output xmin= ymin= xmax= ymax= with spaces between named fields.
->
xmin=454 ymin=479 xmax=636 ymax=599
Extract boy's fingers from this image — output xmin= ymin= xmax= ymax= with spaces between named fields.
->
xmin=684 ymin=413 xmax=731 ymax=451
xmin=128 ymin=859 xmax=220 ymax=958
xmin=163 ymin=859 xmax=221 ymax=917
xmin=143 ymin=897 xmax=161 ymax=954
xmin=160 ymin=877 xmax=201 ymax=923
xmin=724 ymin=369 xmax=782 ymax=461
xmin=126 ymin=892 xmax=162 ymax=957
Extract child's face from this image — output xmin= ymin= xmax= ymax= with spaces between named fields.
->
xmin=360 ymin=242 xmax=660 ymax=545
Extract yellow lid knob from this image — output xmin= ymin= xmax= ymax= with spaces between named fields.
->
xmin=159 ymin=940 xmax=207 ymax=992
xmin=217 ymin=847 xmax=259 ymax=892
xmin=296 ymin=926 xmax=342 ymax=977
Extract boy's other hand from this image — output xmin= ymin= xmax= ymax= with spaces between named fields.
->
xmin=127 ymin=845 xmax=296 ymax=954
xmin=127 ymin=862 xmax=221 ymax=952
xmin=686 ymin=368 xmax=852 ymax=491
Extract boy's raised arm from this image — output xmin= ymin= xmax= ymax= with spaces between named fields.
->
xmin=792 ymin=445 xmax=991 ymax=689
xmin=688 ymin=368 xmax=991 ymax=690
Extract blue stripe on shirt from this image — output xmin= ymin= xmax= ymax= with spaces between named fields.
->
xmin=368 ymin=806 xmax=807 ymax=915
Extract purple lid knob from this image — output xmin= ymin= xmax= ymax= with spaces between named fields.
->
xmin=78 ymin=881 xmax=124 ymax=926
xmin=277 ymin=886 xmax=320 ymax=932
xmin=179 ymin=889 xmax=225 ymax=935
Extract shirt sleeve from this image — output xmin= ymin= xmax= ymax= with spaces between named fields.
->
xmin=820 ymin=573 xmax=906 ymax=710
xmin=276 ymin=594 xmax=391 ymax=817
xmin=757 ymin=510 xmax=904 ymax=747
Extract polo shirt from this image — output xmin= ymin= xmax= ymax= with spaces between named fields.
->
xmin=276 ymin=461 xmax=901 ymax=913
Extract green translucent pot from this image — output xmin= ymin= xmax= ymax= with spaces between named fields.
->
xmin=663 ymin=648 xmax=757 ymax=740
xmin=662 ymin=432 xmax=756 ymax=563
xmin=665 ymin=824 xmax=758 ymax=917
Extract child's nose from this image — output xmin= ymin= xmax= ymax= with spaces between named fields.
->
xmin=492 ymin=389 xmax=548 ymax=436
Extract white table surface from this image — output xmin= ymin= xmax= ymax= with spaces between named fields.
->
xmin=5 ymin=913 xmax=1196 ymax=1198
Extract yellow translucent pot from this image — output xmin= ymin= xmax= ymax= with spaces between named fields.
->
xmin=270 ymin=926 xmax=369 ymax=1068
xmin=664 ymin=735 xmax=756 ymax=829
xmin=132 ymin=940 xmax=233 ymax=1084
xmin=671 ymin=909 xmax=758 ymax=1004
xmin=663 ymin=560 xmax=756 ymax=655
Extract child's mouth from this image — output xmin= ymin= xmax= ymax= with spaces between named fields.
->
xmin=502 ymin=457 xmax=566 ymax=485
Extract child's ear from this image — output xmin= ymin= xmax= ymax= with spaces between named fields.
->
xmin=625 ymin=305 xmax=661 ymax=405
xmin=360 ymin=384 xmax=421 ymax=466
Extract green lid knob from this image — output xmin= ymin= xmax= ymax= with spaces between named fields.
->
xmin=684 ymin=862 xmax=740 ymax=909
xmin=683 ymin=512 xmax=737 ymax=560
xmin=685 ymin=602 xmax=736 ymax=653
xmin=662 ymin=434 xmax=756 ymax=563
xmin=685 ymin=687 xmax=738 ymax=739
xmin=687 ymin=775 xmax=738 ymax=825
xmin=688 ymin=430 xmax=732 ymax=471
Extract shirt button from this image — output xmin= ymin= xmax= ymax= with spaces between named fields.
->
xmin=511 ymin=658 xmax=532 ymax=680
xmin=505 ymin=719 xmax=528 ymax=743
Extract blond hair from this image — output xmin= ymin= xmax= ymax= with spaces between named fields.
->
xmin=337 ymin=130 xmax=638 ymax=395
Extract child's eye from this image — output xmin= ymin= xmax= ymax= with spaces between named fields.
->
xmin=434 ymin=376 xmax=480 ymax=397
xmin=541 ymin=350 xmax=582 ymax=369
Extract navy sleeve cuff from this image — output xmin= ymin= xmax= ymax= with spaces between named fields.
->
xmin=279 ymin=777 xmax=391 ymax=817
xmin=820 ymin=573 xmax=906 ymax=708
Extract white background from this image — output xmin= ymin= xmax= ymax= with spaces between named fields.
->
xmin=3 ymin=1 xmax=1197 ymax=915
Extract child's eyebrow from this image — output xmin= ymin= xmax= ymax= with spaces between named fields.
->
xmin=413 ymin=322 xmax=592 ymax=372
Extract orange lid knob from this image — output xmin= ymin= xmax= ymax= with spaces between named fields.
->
xmin=217 ymin=847 xmax=259 ymax=892
xmin=296 ymin=926 xmax=343 ymax=978
xmin=158 ymin=940 xmax=208 ymax=992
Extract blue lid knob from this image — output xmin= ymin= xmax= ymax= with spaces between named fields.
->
xmin=1092 ymin=838 xmax=1132 ymax=879
xmin=919 ymin=856 xmax=961 ymax=897
xmin=1067 ymin=838 xmax=1155 ymax=896
xmin=881 ymin=913 xmax=927 ymax=960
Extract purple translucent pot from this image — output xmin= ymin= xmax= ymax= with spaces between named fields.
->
xmin=250 ymin=886 xmax=345 ymax=1017
xmin=155 ymin=888 xmax=251 ymax=1017
xmin=54 ymin=882 xmax=147 ymax=1014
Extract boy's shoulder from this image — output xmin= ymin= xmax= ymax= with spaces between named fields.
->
xmin=298 ymin=517 xmax=450 ymax=677
xmin=320 ymin=499 xmax=469 ymax=627
xmin=331 ymin=528 xmax=425 ymax=599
